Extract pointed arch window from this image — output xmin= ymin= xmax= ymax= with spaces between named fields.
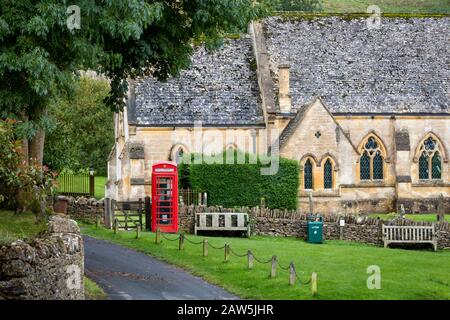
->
xmin=324 ymin=159 xmax=333 ymax=189
xmin=304 ymin=159 xmax=313 ymax=189
xmin=418 ymin=137 xmax=442 ymax=180
xmin=173 ymin=147 xmax=185 ymax=164
xmin=359 ymin=137 xmax=384 ymax=181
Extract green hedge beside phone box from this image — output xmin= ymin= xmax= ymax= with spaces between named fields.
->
xmin=179 ymin=152 xmax=300 ymax=210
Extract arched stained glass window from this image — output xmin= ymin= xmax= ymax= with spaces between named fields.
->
xmin=418 ymin=137 xmax=442 ymax=180
xmin=304 ymin=159 xmax=313 ymax=189
xmin=174 ymin=147 xmax=184 ymax=164
xmin=324 ymin=159 xmax=333 ymax=189
xmin=359 ymin=136 xmax=384 ymax=181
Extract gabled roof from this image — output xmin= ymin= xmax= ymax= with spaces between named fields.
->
xmin=264 ymin=16 xmax=450 ymax=114
xmin=276 ymin=97 xmax=358 ymax=152
xmin=127 ymin=36 xmax=264 ymax=127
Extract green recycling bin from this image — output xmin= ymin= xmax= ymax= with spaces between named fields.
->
xmin=307 ymin=215 xmax=323 ymax=243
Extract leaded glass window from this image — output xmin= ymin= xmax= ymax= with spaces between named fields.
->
xmin=418 ymin=137 xmax=442 ymax=180
xmin=304 ymin=159 xmax=313 ymax=189
xmin=174 ymin=147 xmax=184 ymax=164
xmin=324 ymin=159 xmax=333 ymax=189
xmin=359 ymin=137 xmax=384 ymax=181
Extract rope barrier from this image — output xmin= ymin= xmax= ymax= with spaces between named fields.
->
xmin=252 ymin=255 xmax=273 ymax=264
xmin=277 ymin=261 xmax=291 ymax=271
xmin=294 ymin=271 xmax=312 ymax=285
xmin=208 ymin=243 xmax=226 ymax=250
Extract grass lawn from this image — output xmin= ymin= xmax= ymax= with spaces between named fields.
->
xmin=84 ymin=277 xmax=107 ymax=300
xmin=56 ymin=176 xmax=106 ymax=199
xmin=81 ymin=223 xmax=450 ymax=300
xmin=320 ymin=0 xmax=450 ymax=13
xmin=368 ymin=213 xmax=450 ymax=223
xmin=0 ymin=210 xmax=47 ymax=245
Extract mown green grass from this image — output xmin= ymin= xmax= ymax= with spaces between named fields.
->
xmin=321 ymin=0 xmax=450 ymax=13
xmin=368 ymin=213 xmax=450 ymax=223
xmin=81 ymin=223 xmax=450 ymax=300
xmin=56 ymin=176 xmax=106 ymax=199
xmin=84 ymin=277 xmax=107 ymax=300
xmin=0 ymin=210 xmax=47 ymax=244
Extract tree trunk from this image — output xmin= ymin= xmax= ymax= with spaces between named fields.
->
xmin=29 ymin=127 xmax=45 ymax=166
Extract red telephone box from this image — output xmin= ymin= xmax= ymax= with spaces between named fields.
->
xmin=151 ymin=161 xmax=178 ymax=233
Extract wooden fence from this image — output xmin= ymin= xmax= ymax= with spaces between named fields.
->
xmin=57 ymin=172 xmax=94 ymax=197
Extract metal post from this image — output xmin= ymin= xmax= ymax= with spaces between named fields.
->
xmin=203 ymin=240 xmax=208 ymax=257
xmin=271 ymin=255 xmax=277 ymax=278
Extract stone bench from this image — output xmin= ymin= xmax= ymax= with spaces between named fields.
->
xmin=194 ymin=212 xmax=250 ymax=237
xmin=382 ymin=225 xmax=437 ymax=251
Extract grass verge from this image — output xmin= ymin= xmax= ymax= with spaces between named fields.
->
xmin=0 ymin=210 xmax=47 ymax=245
xmin=368 ymin=213 xmax=450 ymax=223
xmin=84 ymin=277 xmax=107 ymax=300
xmin=81 ymin=223 xmax=450 ymax=300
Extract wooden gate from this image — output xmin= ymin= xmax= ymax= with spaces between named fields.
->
xmin=111 ymin=199 xmax=144 ymax=231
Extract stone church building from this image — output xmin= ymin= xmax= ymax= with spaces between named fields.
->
xmin=106 ymin=16 xmax=450 ymax=214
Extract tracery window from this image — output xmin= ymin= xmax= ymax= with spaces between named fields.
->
xmin=418 ymin=137 xmax=442 ymax=180
xmin=360 ymin=137 xmax=384 ymax=180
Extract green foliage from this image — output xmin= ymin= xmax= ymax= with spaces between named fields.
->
xmin=268 ymin=0 xmax=323 ymax=12
xmin=0 ymin=0 xmax=268 ymax=140
xmin=0 ymin=119 xmax=57 ymax=213
xmin=182 ymin=152 xmax=299 ymax=209
xmin=43 ymin=77 xmax=113 ymax=175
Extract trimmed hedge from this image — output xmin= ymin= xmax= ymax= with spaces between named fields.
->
xmin=179 ymin=152 xmax=299 ymax=209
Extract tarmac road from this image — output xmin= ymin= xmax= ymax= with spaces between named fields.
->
xmin=83 ymin=236 xmax=238 ymax=300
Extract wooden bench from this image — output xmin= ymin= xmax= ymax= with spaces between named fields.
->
xmin=382 ymin=225 xmax=437 ymax=251
xmin=194 ymin=212 xmax=250 ymax=237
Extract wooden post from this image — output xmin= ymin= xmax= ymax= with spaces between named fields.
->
xmin=198 ymin=192 xmax=202 ymax=206
xmin=247 ymin=250 xmax=254 ymax=269
xmin=89 ymin=170 xmax=95 ymax=197
xmin=96 ymin=215 xmax=100 ymax=228
xmin=311 ymin=272 xmax=318 ymax=297
xmin=224 ymin=244 xmax=230 ymax=262
xmin=113 ymin=218 xmax=118 ymax=234
xmin=204 ymin=192 xmax=208 ymax=206
xmin=104 ymin=198 xmax=112 ymax=229
xmin=203 ymin=240 xmax=208 ymax=257
xmin=155 ymin=227 xmax=161 ymax=244
xmin=136 ymin=225 xmax=141 ymax=239
xmin=271 ymin=255 xmax=277 ymax=278
xmin=144 ymin=196 xmax=151 ymax=231
xmin=179 ymin=234 xmax=185 ymax=250
xmin=437 ymin=194 xmax=445 ymax=222
xmin=289 ymin=262 xmax=296 ymax=286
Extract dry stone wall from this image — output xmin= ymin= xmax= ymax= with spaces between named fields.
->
xmin=0 ymin=215 xmax=84 ymax=300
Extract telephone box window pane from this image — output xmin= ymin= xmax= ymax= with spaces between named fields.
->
xmin=373 ymin=152 xmax=384 ymax=180
xmin=431 ymin=153 xmax=441 ymax=179
xmin=304 ymin=159 xmax=313 ymax=189
xmin=360 ymin=151 xmax=370 ymax=180
xmin=419 ymin=153 xmax=429 ymax=180
xmin=324 ymin=159 xmax=332 ymax=189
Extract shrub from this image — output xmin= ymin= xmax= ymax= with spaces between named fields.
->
xmin=180 ymin=151 xmax=299 ymax=209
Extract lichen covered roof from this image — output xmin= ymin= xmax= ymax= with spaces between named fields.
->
xmin=264 ymin=16 xmax=450 ymax=114
xmin=129 ymin=36 xmax=264 ymax=126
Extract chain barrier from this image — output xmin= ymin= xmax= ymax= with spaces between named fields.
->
xmin=184 ymin=236 xmax=204 ymax=245
xmin=228 ymin=246 xmax=248 ymax=258
xmin=156 ymin=232 xmax=312 ymax=286
xmin=161 ymin=233 xmax=180 ymax=241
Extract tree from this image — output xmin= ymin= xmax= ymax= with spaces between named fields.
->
xmin=270 ymin=0 xmax=323 ymax=12
xmin=0 ymin=0 xmax=268 ymax=166
xmin=44 ymin=76 xmax=114 ymax=175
